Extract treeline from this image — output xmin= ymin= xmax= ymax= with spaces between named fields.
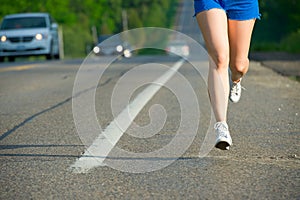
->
xmin=1 ymin=0 xmax=298 ymax=55
xmin=0 ymin=0 xmax=178 ymax=57
xmin=252 ymin=0 xmax=300 ymax=53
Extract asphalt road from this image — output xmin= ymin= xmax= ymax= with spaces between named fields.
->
xmin=0 ymin=0 xmax=299 ymax=199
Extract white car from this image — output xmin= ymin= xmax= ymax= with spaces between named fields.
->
xmin=165 ymin=40 xmax=190 ymax=58
xmin=0 ymin=13 xmax=60 ymax=62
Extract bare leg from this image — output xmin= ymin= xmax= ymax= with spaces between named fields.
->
xmin=196 ymin=9 xmax=229 ymax=122
xmin=228 ymin=19 xmax=256 ymax=82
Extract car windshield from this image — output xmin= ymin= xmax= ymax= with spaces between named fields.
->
xmin=0 ymin=17 xmax=47 ymax=30
xmin=98 ymin=35 xmax=124 ymax=46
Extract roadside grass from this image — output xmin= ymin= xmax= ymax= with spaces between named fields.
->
xmin=288 ymin=76 xmax=300 ymax=82
xmin=138 ymin=49 xmax=167 ymax=55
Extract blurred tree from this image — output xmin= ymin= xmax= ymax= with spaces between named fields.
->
xmin=252 ymin=0 xmax=300 ymax=52
xmin=0 ymin=0 xmax=179 ymax=57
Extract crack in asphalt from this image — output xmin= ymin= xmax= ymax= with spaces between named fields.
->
xmin=0 ymin=76 xmax=114 ymax=141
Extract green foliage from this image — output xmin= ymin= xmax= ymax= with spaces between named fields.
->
xmin=0 ymin=0 xmax=179 ymax=57
xmin=252 ymin=0 xmax=300 ymax=53
xmin=281 ymin=29 xmax=300 ymax=53
xmin=62 ymin=25 xmax=93 ymax=58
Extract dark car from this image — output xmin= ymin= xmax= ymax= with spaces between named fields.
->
xmin=93 ymin=34 xmax=132 ymax=58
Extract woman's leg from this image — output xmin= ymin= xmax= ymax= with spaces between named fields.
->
xmin=196 ymin=9 xmax=229 ymax=122
xmin=228 ymin=19 xmax=256 ymax=82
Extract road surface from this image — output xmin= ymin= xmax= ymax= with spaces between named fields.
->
xmin=0 ymin=0 xmax=299 ymax=199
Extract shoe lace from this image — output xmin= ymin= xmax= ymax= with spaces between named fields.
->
xmin=214 ymin=122 xmax=228 ymax=132
xmin=231 ymin=82 xmax=246 ymax=95
xmin=214 ymin=122 xmax=229 ymax=139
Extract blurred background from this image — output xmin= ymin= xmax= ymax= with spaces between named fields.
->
xmin=0 ymin=0 xmax=178 ymax=58
xmin=252 ymin=0 xmax=300 ymax=53
xmin=0 ymin=0 xmax=299 ymax=59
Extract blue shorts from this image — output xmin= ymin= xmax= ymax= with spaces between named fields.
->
xmin=194 ymin=0 xmax=261 ymax=20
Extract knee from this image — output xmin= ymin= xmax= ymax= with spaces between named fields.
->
xmin=230 ymin=58 xmax=249 ymax=75
xmin=211 ymin=53 xmax=229 ymax=70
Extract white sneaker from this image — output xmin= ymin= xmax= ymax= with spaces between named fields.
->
xmin=214 ymin=122 xmax=232 ymax=150
xmin=229 ymin=78 xmax=242 ymax=103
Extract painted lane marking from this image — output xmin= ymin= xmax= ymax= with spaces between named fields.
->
xmin=0 ymin=64 xmax=38 ymax=72
xmin=70 ymin=59 xmax=185 ymax=173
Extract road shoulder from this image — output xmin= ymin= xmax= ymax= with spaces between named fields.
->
xmin=250 ymin=52 xmax=300 ymax=81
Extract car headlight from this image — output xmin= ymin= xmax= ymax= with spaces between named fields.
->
xmin=93 ymin=46 xmax=100 ymax=54
xmin=116 ymin=45 xmax=123 ymax=52
xmin=35 ymin=33 xmax=43 ymax=40
xmin=124 ymin=49 xmax=132 ymax=58
xmin=1 ymin=35 xmax=7 ymax=42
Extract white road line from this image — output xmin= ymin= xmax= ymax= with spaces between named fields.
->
xmin=70 ymin=59 xmax=185 ymax=173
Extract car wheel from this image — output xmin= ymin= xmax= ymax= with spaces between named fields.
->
xmin=8 ymin=56 xmax=15 ymax=62
xmin=54 ymin=53 xmax=60 ymax=60
xmin=46 ymin=42 xmax=54 ymax=60
xmin=46 ymin=54 xmax=52 ymax=60
xmin=54 ymin=41 xmax=60 ymax=59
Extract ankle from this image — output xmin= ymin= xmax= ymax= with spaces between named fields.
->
xmin=232 ymin=77 xmax=242 ymax=84
xmin=214 ymin=121 xmax=228 ymax=128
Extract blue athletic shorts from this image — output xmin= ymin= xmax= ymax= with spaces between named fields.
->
xmin=194 ymin=0 xmax=261 ymax=20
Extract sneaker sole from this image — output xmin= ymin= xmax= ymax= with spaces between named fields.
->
xmin=215 ymin=141 xmax=230 ymax=150
xmin=229 ymin=96 xmax=241 ymax=103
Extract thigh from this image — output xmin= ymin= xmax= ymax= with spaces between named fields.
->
xmin=195 ymin=9 xmax=229 ymax=65
xmin=228 ymin=19 xmax=256 ymax=63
